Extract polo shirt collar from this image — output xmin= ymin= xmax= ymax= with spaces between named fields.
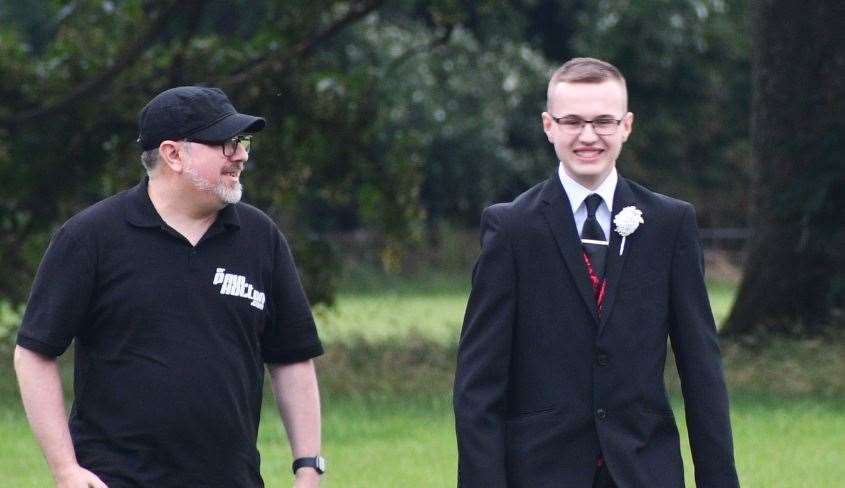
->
xmin=217 ymin=202 xmax=241 ymax=229
xmin=124 ymin=177 xmax=241 ymax=230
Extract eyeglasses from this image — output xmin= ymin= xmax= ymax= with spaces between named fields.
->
xmin=187 ymin=135 xmax=253 ymax=157
xmin=550 ymin=115 xmax=623 ymax=136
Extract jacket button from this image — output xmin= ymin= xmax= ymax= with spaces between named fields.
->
xmin=596 ymin=354 xmax=609 ymax=366
xmin=596 ymin=408 xmax=607 ymax=420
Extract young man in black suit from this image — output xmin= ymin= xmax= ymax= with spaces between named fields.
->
xmin=453 ymin=57 xmax=740 ymax=488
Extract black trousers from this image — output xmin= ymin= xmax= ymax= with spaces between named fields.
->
xmin=593 ymin=463 xmax=616 ymax=488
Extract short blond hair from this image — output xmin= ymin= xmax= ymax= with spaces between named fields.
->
xmin=546 ymin=57 xmax=627 ymax=110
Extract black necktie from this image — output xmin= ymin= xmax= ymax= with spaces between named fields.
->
xmin=581 ymin=194 xmax=608 ymax=280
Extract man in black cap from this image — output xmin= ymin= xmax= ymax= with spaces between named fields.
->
xmin=14 ymin=86 xmax=326 ymax=487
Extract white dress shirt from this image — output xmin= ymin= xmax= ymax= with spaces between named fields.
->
xmin=558 ymin=164 xmax=618 ymax=241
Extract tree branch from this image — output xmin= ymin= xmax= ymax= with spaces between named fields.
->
xmin=3 ymin=0 xmax=181 ymax=127
xmin=219 ymin=0 xmax=383 ymax=89
xmin=383 ymin=24 xmax=454 ymax=80
xmin=167 ymin=0 xmax=207 ymax=87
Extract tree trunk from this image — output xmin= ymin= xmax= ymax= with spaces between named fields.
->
xmin=723 ymin=0 xmax=845 ymax=336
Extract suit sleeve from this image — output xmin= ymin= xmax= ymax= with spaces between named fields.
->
xmin=453 ymin=206 xmax=515 ymax=488
xmin=668 ymin=204 xmax=740 ymax=488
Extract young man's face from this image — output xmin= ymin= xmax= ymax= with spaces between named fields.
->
xmin=542 ymin=80 xmax=633 ymax=189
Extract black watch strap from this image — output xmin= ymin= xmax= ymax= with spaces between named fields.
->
xmin=292 ymin=456 xmax=326 ymax=475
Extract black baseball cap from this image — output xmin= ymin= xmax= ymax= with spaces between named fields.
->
xmin=137 ymin=86 xmax=265 ymax=151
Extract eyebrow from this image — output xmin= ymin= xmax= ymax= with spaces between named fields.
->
xmin=557 ymin=113 xmax=619 ymax=118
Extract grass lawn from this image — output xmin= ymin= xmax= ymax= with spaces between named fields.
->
xmin=3 ymin=393 xmax=843 ymax=487
xmin=316 ymin=275 xmax=737 ymax=346
xmin=2 ymin=273 xmax=843 ymax=487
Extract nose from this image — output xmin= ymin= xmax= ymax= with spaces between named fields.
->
xmin=578 ymin=122 xmax=599 ymax=143
xmin=231 ymin=143 xmax=249 ymax=162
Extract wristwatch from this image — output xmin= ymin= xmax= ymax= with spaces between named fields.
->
xmin=292 ymin=456 xmax=326 ymax=475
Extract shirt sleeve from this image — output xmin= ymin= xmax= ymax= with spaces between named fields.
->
xmin=17 ymin=225 xmax=96 ymax=357
xmin=260 ymin=229 xmax=324 ymax=364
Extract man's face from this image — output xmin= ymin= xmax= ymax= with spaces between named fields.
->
xmin=181 ymin=140 xmax=248 ymax=206
xmin=542 ymin=80 xmax=633 ymax=189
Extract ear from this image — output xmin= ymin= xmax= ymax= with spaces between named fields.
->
xmin=620 ymin=112 xmax=634 ymax=142
xmin=159 ymin=140 xmax=185 ymax=173
xmin=541 ymin=112 xmax=555 ymax=143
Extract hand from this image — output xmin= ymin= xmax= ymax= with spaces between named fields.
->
xmin=55 ymin=464 xmax=108 ymax=488
xmin=293 ymin=468 xmax=321 ymax=488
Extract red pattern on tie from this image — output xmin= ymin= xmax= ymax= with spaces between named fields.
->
xmin=584 ymin=252 xmax=609 ymax=469
xmin=583 ymin=252 xmax=608 ymax=468
xmin=582 ymin=252 xmax=607 ymax=316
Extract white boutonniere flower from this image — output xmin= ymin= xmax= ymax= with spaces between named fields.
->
xmin=613 ymin=206 xmax=644 ymax=255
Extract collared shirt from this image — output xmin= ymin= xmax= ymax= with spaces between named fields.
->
xmin=558 ymin=164 xmax=618 ymax=240
xmin=17 ymin=177 xmax=323 ymax=487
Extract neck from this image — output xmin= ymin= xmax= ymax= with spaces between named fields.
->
xmin=564 ymin=168 xmax=612 ymax=191
xmin=147 ymin=174 xmax=222 ymax=227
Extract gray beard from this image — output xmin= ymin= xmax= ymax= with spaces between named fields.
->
xmin=184 ymin=165 xmax=242 ymax=204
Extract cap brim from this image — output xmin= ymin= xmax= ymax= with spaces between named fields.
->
xmin=189 ymin=112 xmax=266 ymax=142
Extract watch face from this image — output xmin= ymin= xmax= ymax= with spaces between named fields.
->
xmin=316 ymin=456 xmax=326 ymax=473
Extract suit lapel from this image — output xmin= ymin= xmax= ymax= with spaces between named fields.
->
xmin=598 ymin=177 xmax=636 ymax=333
xmin=540 ymin=175 xmax=600 ymax=324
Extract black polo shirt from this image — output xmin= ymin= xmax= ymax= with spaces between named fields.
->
xmin=17 ymin=178 xmax=323 ymax=488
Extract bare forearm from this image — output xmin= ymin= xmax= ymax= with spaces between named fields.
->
xmin=13 ymin=345 xmax=79 ymax=478
xmin=269 ymin=359 xmax=321 ymax=458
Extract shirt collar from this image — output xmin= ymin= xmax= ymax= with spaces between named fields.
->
xmin=558 ymin=164 xmax=618 ymax=214
xmin=124 ymin=177 xmax=241 ymax=230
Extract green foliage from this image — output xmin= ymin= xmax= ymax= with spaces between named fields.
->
xmin=571 ymin=0 xmax=752 ymax=226
xmin=0 ymin=0 xmax=542 ymax=305
xmin=291 ymin=234 xmax=340 ymax=306
xmin=0 ymin=301 xmax=24 ymax=356
xmin=0 ymin=0 xmax=755 ymax=314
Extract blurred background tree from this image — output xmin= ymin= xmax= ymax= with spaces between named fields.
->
xmin=2 ymin=0 xmax=837 ymax=336
xmin=722 ymin=0 xmax=844 ymax=337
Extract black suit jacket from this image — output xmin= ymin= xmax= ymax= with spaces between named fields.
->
xmin=453 ymin=174 xmax=739 ymax=488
